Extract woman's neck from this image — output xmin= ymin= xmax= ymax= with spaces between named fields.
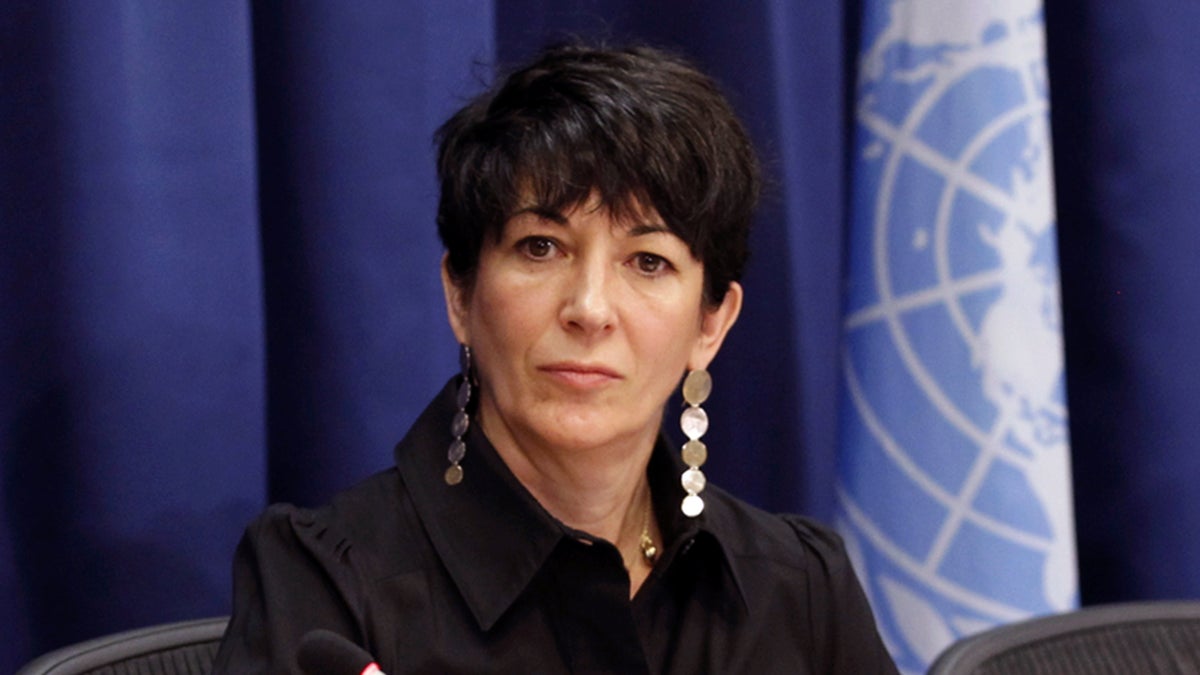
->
xmin=476 ymin=403 xmax=660 ymax=596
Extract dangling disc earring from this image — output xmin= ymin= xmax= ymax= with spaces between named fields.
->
xmin=444 ymin=344 xmax=472 ymax=486
xmin=680 ymin=369 xmax=712 ymax=517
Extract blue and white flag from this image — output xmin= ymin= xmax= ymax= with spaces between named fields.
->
xmin=835 ymin=2 xmax=1078 ymax=672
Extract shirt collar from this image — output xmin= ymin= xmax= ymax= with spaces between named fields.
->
xmin=646 ymin=429 xmax=752 ymax=616
xmin=396 ymin=377 xmax=750 ymax=630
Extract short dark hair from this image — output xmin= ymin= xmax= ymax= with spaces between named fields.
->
xmin=435 ymin=42 xmax=760 ymax=305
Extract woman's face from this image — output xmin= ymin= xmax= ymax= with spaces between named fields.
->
xmin=442 ymin=195 xmax=742 ymax=458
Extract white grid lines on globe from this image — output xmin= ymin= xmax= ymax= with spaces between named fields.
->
xmin=851 ymin=56 xmax=1058 ymax=572
xmin=856 ymin=61 xmax=1024 ymax=459
xmin=930 ymin=101 xmax=1052 ymax=354
xmin=840 ymin=346 xmax=1052 ymax=555
xmin=856 ymin=99 xmax=1053 ymax=433
xmin=854 ymin=39 xmax=1060 ymax=576
xmin=837 ymin=483 xmax=1029 ymax=623
xmin=924 ymin=403 xmax=1025 ymax=572
xmin=860 ymin=108 xmax=1032 ymax=222
xmin=923 ymin=62 xmax=1059 ymax=574
xmin=844 ymin=268 xmax=1003 ymax=330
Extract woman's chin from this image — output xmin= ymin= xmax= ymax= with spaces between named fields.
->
xmin=481 ymin=388 xmax=663 ymax=457
xmin=530 ymin=408 xmax=652 ymax=455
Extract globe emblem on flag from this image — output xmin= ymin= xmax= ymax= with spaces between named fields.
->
xmin=836 ymin=4 xmax=1078 ymax=670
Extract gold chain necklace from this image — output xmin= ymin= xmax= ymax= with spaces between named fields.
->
xmin=639 ymin=503 xmax=659 ymax=565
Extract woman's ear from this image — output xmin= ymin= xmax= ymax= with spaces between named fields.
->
xmin=688 ymin=281 xmax=743 ymax=372
xmin=440 ymin=254 xmax=471 ymax=345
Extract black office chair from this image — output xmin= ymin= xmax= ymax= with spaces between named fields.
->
xmin=927 ymin=601 xmax=1200 ymax=674
xmin=16 ymin=616 xmax=229 ymax=675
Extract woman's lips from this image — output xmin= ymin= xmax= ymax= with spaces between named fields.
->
xmin=538 ymin=363 xmax=622 ymax=388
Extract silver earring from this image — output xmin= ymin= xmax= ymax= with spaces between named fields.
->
xmin=679 ymin=369 xmax=711 ymax=517
xmin=445 ymin=344 xmax=472 ymax=486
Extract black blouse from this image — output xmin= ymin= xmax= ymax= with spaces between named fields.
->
xmin=214 ymin=378 xmax=898 ymax=674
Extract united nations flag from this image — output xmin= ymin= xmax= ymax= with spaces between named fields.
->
xmin=835 ymin=1 xmax=1079 ymax=672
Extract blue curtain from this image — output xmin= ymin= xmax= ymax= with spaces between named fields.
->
xmin=1 ymin=1 xmax=1197 ymax=670
xmin=1046 ymin=2 xmax=1200 ymax=602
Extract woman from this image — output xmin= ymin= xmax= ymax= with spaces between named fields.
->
xmin=215 ymin=43 xmax=898 ymax=674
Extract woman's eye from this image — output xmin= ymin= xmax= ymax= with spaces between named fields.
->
xmin=518 ymin=237 xmax=557 ymax=259
xmin=634 ymin=253 xmax=670 ymax=275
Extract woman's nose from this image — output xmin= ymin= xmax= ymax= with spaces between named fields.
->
xmin=559 ymin=259 xmax=617 ymax=335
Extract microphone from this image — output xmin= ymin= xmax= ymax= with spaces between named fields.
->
xmin=296 ymin=629 xmax=386 ymax=675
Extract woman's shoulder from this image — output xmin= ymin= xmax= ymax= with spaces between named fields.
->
xmin=247 ymin=468 xmax=400 ymax=530
xmin=241 ymin=468 xmax=428 ymax=579
xmin=700 ymin=490 xmax=899 ymax=674
xmin=702 ymin=485 xmax=853 ymax=575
